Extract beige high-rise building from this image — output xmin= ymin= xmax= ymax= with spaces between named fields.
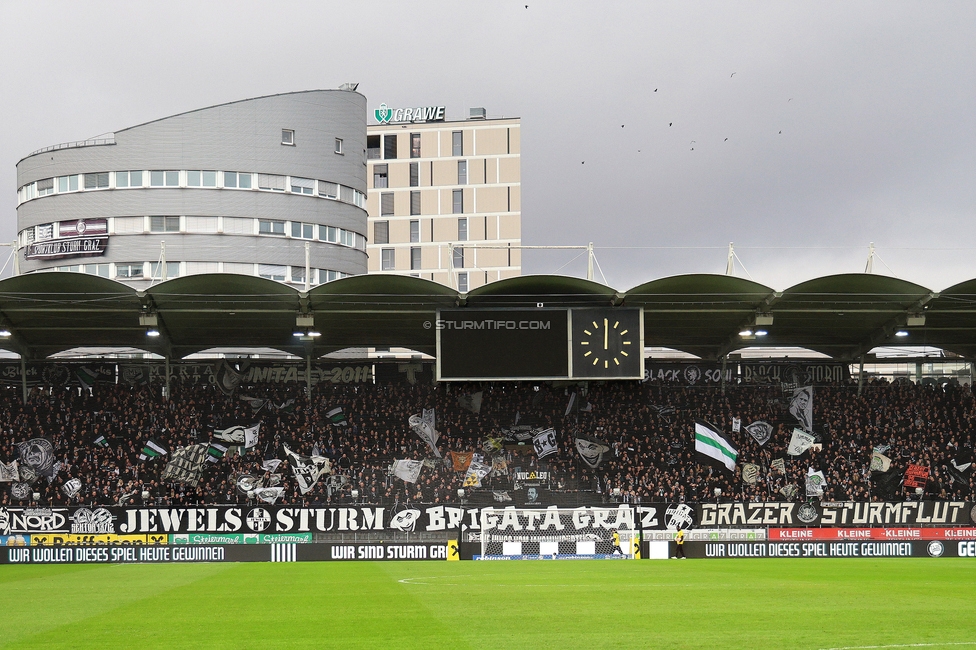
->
xmin=365 ymin=106 xmax=520 ymax=291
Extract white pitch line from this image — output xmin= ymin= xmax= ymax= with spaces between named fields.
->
xmin=820 ymin=641 xmax=976 ymax=650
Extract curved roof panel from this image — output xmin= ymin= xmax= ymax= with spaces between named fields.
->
xmin=465 ymin=275 xmax=616 ymax=307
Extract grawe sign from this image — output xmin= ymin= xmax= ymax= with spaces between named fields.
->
xmin=374 ymin=103 xmax=445 ymax=124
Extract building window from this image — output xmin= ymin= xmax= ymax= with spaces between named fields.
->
xmin=381 ymin=192 xmax=394 ymax=216
xmin=453 ymin=189 xmax=463 ymax=214
xmin=150 ymin=261 xmax=181 ymax=280
xmin=374 ymin=221 xmax=390 ymax=245
xmin=410 ymin=133 xmax=421 ymax=158
xmin=186 ymin=170 xmax=217 ymax=187
xmin=291 ymin=266 xmax=306 ymax=284
xmin=116 ymin=171 xmax=143 ymax=188
xmin=84 ymin=264 xmax=110 ymax=278
xmin=409 ymin=220 xmax=420 ymax=243
xmin=258 ymin=264 xmax=287 ymax=280
xmin=291 ymin=177 xmax=314 ymax=195
xmin=116 ymin=263 xmax=144 ymax=279
xmin=457 ymin=217 xmax=468 ymax=241
xmin=409 ymin=162 xmax=419 ymax=187
xmin=150 ymin=171 xmax=179 ymax=187
xmin=36 ymin=178 xmax=54 ymax=197
xmin=258 ymin=174 xmax=286 ymax=191
xmin=453 ymin=247 xmax=464 ymax=269
xmin=366 ymin=135 xmax=381 ymax=160
xmin=291 ymin=222 xmax=314 ymax=239
xmin=410 ymin=191 xmax=421 ymax=216
xmin=57 ymin=175 xmax=80 ymax=192
xmin=185 ymin=216 xmax=218 ymax=233
xmin=381 ymin=248 xmax=395 ymax=271
xmin=457 ymin=272 xmax=468 ymax=293
xmin=318 ymin=181 xmax=338 ymax=199
xmin=258 ymin=220 xmax=286 ymax=235
xmin=150 ymin=216 xmax=180 ymax=233
xmin=452 ymin=131 xmax=462 ymax=156
xmin=320 ymin=225 xmax=338 ymax=243
xmin=410 ymin=247 xmax=422 ymax=270
xmin=84 ymin=172 xmax=110 ymax=189
xmin=282 ymin=129 xmax=295 ymax=145
xmin=334 ymin=138 xmax=343 ymax=154
xmin=458 ymin=160 xmax=467 ymax=185
xmin=224 ymin=172 xmax=252 ymax=189
xmin=373 ymin=164 xmax=388 ymax=189
xmin=384 ymin=134 xmax=398 ymax=160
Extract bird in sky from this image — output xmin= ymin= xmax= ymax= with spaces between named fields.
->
xmin=691 ymin=147 xmax=695 ymax=151
xmin=788 ymin=98 xmax=793 ymax=102
xmin=690 ymin=140 xmax=696 ymax=144
xmin=779 ymin=131 xmax=782 ymax=134
xmin=654 ymin=89 xmax=658 ymax=92
xmin=669 ymin=122 xmax=672 ymax=126
xmin=724 ymin=138 xmax=728 ymax=141
xmin=730 ymin=72 xmax=736 ymax=77
xmin=621 ymin=125 xmax=624 ymax=128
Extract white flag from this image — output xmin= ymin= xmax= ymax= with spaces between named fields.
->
xmin=61 ymin=478 xmax=82 ymax=498
xmin=262 ymin=459 xmax=282 ymax=474
xmin=532 ymin=428 xmax=558 ymax=458
xmin=805 ymin=468 xmax=827 ymax=496
xmin=0 ymin=460 xmax=18 ymax=482
xmin=284 ymin=445 xmax=332 ymax=495
xmin=457 ymin=392 xmax=483 ymax=414
xmin=392 ymin=459 xmax=424 ymax=484
xmin=408 ymin=411 xmax=441 ymax=458
xmin=787 ymin=428 xmax=815 ymax=456
xmin=462 ymin=460 xmax=492 ymax=487
xmin=744 ymin=421 xmax=774 ymax=446
xmin=870 ymin=450 xmax=892 ymax=473
xmin=253 ymin=487 xmax=286 ymax=504
xmin=731 ymin=417 xmax=741 ymax=433
xmin=243 ymin=424 xmax=260 ymax=449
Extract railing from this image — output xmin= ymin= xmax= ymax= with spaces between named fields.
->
xmin=28 ymin=136 xmax=116 ymax=157
xmin=366 ymin=148 xmax=381 ymax=160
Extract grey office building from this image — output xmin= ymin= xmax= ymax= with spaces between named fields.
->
xmin=15 ymin=89 xmax=368 ymax=287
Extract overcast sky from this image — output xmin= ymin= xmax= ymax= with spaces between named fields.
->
xmin=2 ymin=1 xmax=973 ymax=292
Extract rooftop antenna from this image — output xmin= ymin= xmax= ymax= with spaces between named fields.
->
xmin=865 ymin=242 xmax=875 ymax=273
xmin=725 ymin=242 xmax=753 ymax=280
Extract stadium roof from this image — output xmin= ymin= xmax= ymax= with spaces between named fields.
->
xmin=0 ymin=271 xmax=971 ymax=361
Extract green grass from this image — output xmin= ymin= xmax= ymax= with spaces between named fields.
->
xmin=1 ymin=559 xmax=975 ymax=649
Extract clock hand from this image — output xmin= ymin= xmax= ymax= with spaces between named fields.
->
xmin=604 ymin=318 xmax=608 ymax=350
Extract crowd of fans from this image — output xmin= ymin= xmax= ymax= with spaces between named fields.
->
xmin=1 ymin=369 xmax=973 ymax=508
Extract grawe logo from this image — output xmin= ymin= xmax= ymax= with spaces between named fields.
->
xmin=374 ymin=103 xmax=393 ymax=124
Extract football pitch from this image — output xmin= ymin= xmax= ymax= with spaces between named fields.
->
xmin=1 ymin=559 xmax=974 ymax=649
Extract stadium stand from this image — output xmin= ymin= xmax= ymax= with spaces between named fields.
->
xmin=2 ymin=374 xmax=973 ymax=508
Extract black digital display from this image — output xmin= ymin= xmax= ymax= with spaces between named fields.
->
xmin=436 ymin=309 xmax=569 ymax=380
xmin=571 ymin=308 xmax=644 ymax=379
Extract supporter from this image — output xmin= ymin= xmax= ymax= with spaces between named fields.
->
xmin=0 ymin=374 xmax=973 ymax=507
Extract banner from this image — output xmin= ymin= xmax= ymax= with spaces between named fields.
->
xmin=532 ymin=428 xmax=558 ymax=459
xmin=574 ymin=435 xmax=610 ymax=469
xmin=0 ymin=460 xmax=18 ymax=482
xmin=870 ymin=451 xmax=892 ymax=473
xmin=744 ymin=421 xmax=773 ymax=446
xmin=0 ymin=362 xmax=115 ymax=388
xmin=392 ymin=460 xmax=423 ymax=484
xmin=697 ymin=501 xmax=973 ymax=527
xmin=283 ymin=445 xmax=331 ymax=494
xmin=16 ymin=438 xmax=56 ymax=478
xmin=450 ymin=452 xmax=473 ymax=473
xmin=462 ymin=461 xmax=492 ymax=488
xmin=789 ymin=386 xmax=814 ymax=432
xmin=805 ymin=469 xmax=827 ymax=497
xmin=740 ymin=362 xmax=850 ymax=385
xmin=161 ymin=444 xmax=209 ymax=487
xmin=903 ymin=464 xmax=930 ymax=489
xmin=769 ymin=528 xmax=976 ymax=541
xmin=213 ymin=424 xmax=259 ymax=448
xmin=787 ymin=429 xmax=815 ymax=456
xmin=408 ymin=410 xmax=441 ymax=458
xmin=741 ymin=463 xmax=760 ymax=484
xmin=457 ymin=392 xmax=483 ymax=414
xmin=642 ymin=363 xmax=730 ymax=385
xmin=668 ymin=540 xmax=965 ymax=559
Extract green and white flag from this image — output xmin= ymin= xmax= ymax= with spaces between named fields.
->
xmin=207 ymin=441 xmax=229 ymax=463
xmin=326 ymin=407 xmax=348 ymax=427
xmin=139 ymin=439 xmax=167 ymax=461
xmin=93 ymin=435 xmax=109 ymax=448
xmin=694 ymin=420 xmax=738 ymax=472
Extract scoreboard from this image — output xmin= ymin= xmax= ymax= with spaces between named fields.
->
xmin=435 ymin=308 xmax=643 ymax=381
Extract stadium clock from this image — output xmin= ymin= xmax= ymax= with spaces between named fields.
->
xmin=571 ymin=308 xmax=643 ymax=379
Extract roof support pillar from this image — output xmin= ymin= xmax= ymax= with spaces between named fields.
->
xmin=305 ymin=354 xmax=312 ymax=398
xmin=164 ymin=355 xmax=171 ymax=402
xmin=720 ymin=355 xmax=727 ymax=396
xmin=20 ymin=356 xmax=27 ymax=405
xmin=857 ymin=355 xmax=865 ymax=396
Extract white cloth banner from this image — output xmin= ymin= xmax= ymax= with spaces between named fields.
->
xmin=392 ymin=459 xmax=424 ymax=483
xmin=532 ymin=428 xmax=558 ymax=458
xmin=283 ymin=445 xmax=332 ymax=495
xmin=787 ymin=428 xmax=815 ymax=456
xmin=0 ymin=460 xmax=18 ymax=482
xmin=408 ymin=411 xmax=441 ymax=458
